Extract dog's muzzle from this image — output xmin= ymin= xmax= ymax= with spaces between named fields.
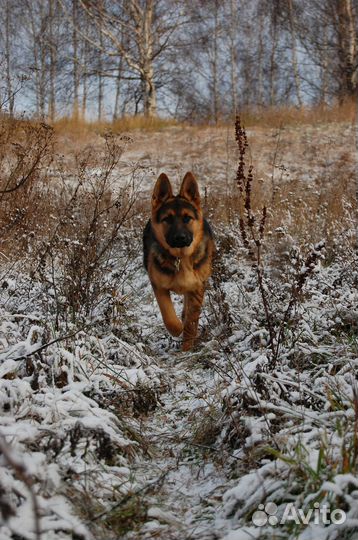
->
xmin=167 ymin=232 xmax=193 ymax=248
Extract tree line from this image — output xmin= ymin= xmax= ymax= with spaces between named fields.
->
xmin=0 ymin=0 xmax=357 ymax=122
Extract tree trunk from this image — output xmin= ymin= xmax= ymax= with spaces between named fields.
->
xmin=337 ymin=0 xmax=357 ymax=100
xmin=113 ymin=69 xmax=121 ymax=121
xmin=98 ymin=60 xmax=103 ymax=120
xmin=142 ymin=68 xmax=156 ymax=117
xmin=97 ymin=9 xmax=104 ymax=121
xmin=257 ymin=6 xmax=264 ymax=107
xmin=269 ymin=3 xmax=278 ymax=107
xmin=320 ymin=22 xmax=329 ymax=105
xmin=113 ymin=55 xmax=123 ymax=120
xmin=26 ymin=1 xmax=40 ymax=116
xmin=142 ymin=0 xmax=156 ymax=117
xmin=229 ymin=0 xmax=238 ymax=116
xmin=212 ymin=0 xmax=220 ymax=124
xmin=4 ymin=0 xmax=14 ymax=116
xmin=48 ymin=0 xmax=57 ymax=121
xmin=287 ymin=0 xmax=302 ymax=108
xmin=81 ymin=11 xmax=89 ymax=119
xmin=72 ymin=0 xmax=80 ymax=119
xmin=39 ymin=2 xmax=47 ymax=118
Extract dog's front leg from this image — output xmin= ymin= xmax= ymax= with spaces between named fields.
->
xmin=182 ymin=287 xmax=204 ymax=351
xmin=153 ymin=286 xmax=183 ymax=337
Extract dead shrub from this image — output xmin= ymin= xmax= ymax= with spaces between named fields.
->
xmin=203 ymin=123 xmax=356 ymax=258
xmin=234 ymin=117 xmax=327 ymax=367
xmin=0 ymin=118 xmax=54 ymax=257
xmin=31 ymin=133 xmax=139 ymax=327
xmin=0 ymin=119 xmax=139 ymax=328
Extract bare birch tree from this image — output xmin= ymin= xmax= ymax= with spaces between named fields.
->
xmin=72 ymin=0 xmax=80 ymax=118
xmin=287 ymin=0 xmax=303 ymax=107
xmin=228 ymin=0 xmax=238 ymax=116
xmin=67 ymin=0 xmax=186 ymax=117
xmin=3 ymin=0 xmax=15 ymax=115
xmin=48 ymin=0 xmax=57 ymax=121
xmin=337 ymin=0 xmax=357 ymax=99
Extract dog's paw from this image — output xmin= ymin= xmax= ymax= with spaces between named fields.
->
xmin=169 ymin=337 xmax=182 ymax=351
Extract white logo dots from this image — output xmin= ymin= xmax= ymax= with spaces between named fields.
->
xmin=252 ymin=502 xmax=278 ymax=526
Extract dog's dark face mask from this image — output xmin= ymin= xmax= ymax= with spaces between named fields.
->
xmin=157 ymin=198 xmax=197 ymax=249
xmin=165 ymin=217 xmax=193 ymax=248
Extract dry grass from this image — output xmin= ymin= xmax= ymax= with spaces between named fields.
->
xmin=48 ymin=102 xmax=358 ymax=149
xmin=1 ymin=107 xmax=356 ymax=269
xmin=203 ymin=162 xmax=356 ymax=256
xmin=111 ymin=115 xmax=178 ymax=132
xmin=226 ymin=100 xmax=357 ymax=129
xmin=53 ymin=115 xmax=178 ymax=137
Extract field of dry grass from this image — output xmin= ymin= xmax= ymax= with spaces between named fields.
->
xmin=2 ymin=109 xmax=355 ymax=261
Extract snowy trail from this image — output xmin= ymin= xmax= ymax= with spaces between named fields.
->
xmin=124 ymin=346 xmax=230 ymax=540
xmin=1 ymin=235 xmax=357 ymax=540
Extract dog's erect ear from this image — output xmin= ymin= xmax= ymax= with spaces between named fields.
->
xmin=179 ymin=172 xmax=200 ymax=206
xmin=152 ymin=173 xmax=173 ymax=208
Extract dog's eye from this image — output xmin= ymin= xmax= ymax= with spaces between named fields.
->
xmin=162 ymin=215 xmax=173 ymax=224
xmin=182 ymin=215 xmax=192 ymax=224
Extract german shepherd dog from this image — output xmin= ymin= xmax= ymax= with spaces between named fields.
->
xmin=143 ymin=172 xmax=215 ymax=351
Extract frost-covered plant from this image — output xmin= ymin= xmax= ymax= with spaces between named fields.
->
xmin=235 ymin=117 xmax=326 ymax=367
xmin=0 ymin=118 xmax=54 ymax=256
xmin=33 ymin=133 xmax=138 ymax=327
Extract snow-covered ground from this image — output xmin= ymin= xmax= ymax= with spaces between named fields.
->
xmin=0 ymin=121 xmax=357 ymax=539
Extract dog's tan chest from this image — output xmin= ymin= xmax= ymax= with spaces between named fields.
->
xmin=170 ymin=259 xmax=202 ymax=294
xmin=149 ymin=256 xmax=204 ymax=294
